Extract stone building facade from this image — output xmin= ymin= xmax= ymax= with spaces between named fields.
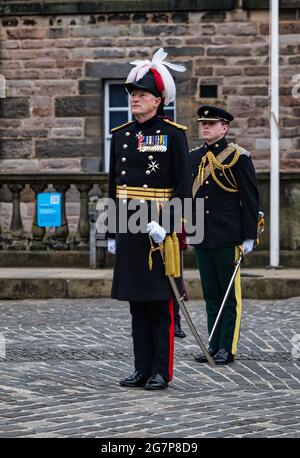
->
xmin=0 ymin=0 xmax=299 ymax=264
xmin=1 ymin=0 xmax=300 ymax=173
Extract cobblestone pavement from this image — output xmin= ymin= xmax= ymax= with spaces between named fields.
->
xmin=0 ymin=297 xmax=299 ymax=438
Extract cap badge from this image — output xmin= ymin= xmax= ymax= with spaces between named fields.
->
xmin=204 ymin=110 xmax=209 ymax=115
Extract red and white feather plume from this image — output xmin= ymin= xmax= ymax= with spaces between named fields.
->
xmin=126 ymin=48 xmax=186 ymax=105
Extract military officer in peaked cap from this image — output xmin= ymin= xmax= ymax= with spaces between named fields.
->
xmin=106 ymin=49 xmax=191 ymax=389
xmin=189 ymin=105 xmax=259 ymax=365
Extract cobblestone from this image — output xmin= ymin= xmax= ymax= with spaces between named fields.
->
xmin=0 ymin=297 xmax=299 ymax=437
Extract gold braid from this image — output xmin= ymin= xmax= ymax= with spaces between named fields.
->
xmin=209 ymin=148 xmax=240 ymax=170
xmin=223 ymin=168 xmax=238 ymax=189
xmin=148 ymin=235 xmax=163 ymax=271
xmin=197 ymin=148 xmax=240 ymax=193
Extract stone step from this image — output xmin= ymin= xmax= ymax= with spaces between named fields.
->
xmin=0 ymin=268 xmax=299 ymax=300
xmin=1 ymin=250 xmax=300 ymax=268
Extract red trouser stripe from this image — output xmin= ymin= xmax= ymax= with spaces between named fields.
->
xmin=168 ymin=298 xmax=175 ymax=381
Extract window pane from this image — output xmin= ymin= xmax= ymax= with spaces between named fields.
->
xmin=109 ymin=111 xmax=128 ymax=131
xmin=109 ymin=84 xmax=128 ymax=107
xmin=200 ymin=84 xmax=218 ymax=98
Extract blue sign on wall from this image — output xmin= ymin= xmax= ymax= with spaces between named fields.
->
xmin=37 ymin=192 xmax=62 ymax=227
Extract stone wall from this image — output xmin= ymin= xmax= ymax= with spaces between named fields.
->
xmin=0 ymin=2 xmax=300 ymax=174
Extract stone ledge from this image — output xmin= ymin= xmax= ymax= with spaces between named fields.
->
xmin=1 ymin=0 xmax=299 ymax=16
xmin=0 ymin=278 xmax=67 ymax=300
xmin=244 ymin=0 xmax=300 ymax=9
xmin=0 ymin=251 xmax=91 ymax=268
xmin=0 ymin=250 xmax=300 ymax=267
xmin=0 ymin=0 xmax=236 ymax=16
xmin=0 ymin=268 xmax=299 ymax=300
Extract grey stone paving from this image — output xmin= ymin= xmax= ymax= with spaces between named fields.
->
xmin=0 ymin=297 xmax=299 ymax=438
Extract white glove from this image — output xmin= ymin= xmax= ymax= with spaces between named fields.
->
xmin=242 ymin=239 xmax=255 ymax=255
xmin=147 ymin=221 xmax=167 ymax=244
xmin=107 ymin=238 xmax=116 ymax=255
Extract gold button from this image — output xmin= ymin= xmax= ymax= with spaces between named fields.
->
xmin=205 ymin=180 xmax=209 ymax=185
xmin=122 ymin=184 xmax=127 ymax=188
xmin=146 ymin=170 xmax=150 ymax=175
xmin=123 ymin=144 xmax=128 ymax=149
xmin=125 ymin=132 xmax=130 ymax=136
xmin=220 ymin=172 xmax=223 ymax=176
xmin=156 ymin=130 xmax=161 ymax=134
xmin=205 ymin=195 xmax=209 ymax=199
xmin=215 ymin=143 xmax=219 ymax=148
xmin=121 ymin=170 xmax=126 ymax=175
xmin=122 ymin=157 xmax=126 ymax=162
xmin=143 ymin=184 xmax=148 ymax=188
xmin=206 ymin=210 xmax=210 ymax=214
xmin=148 ymin=155 xmax=153 ymax=160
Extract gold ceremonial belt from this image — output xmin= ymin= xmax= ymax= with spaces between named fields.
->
xmin=116 ymin=185 xmax=173 ymax=201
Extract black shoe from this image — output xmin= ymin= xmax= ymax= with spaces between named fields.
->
xmin=194 ymin=348 xmax=217 ymax=363
xmin=174 ymin=322 xmax=186 ymax=338
xmin=119 ymin=371 xmax=148 ymax=387
xmin=145 ymin=373 xmax=169 ymax=390
xmin=213 ymin=348 xmax=235 ymax=365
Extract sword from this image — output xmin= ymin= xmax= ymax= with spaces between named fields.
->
xmin=208 ymin=251 xmax=243 ymax=344
xmin=159 ymin=250 xmax=216 ymax=367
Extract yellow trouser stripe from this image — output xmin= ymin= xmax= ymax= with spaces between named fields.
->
xmin=231 ymin=246 xmax=242 ymax=355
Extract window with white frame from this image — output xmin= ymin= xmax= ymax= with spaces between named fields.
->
xmin=104 ymin=80 xmax=176 ymax=172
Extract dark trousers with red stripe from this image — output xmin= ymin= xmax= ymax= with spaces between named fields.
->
xmin=129 ymin=299 xmax=174 ymax=382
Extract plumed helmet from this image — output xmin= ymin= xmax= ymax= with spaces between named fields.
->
xmin=125 ymin=48 xmax=186 ymax=106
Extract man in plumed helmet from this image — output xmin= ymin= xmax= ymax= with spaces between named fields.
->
xmin=106 ymin=49 xmax=191 ymax=389
xmin=190 ymin=105 xmax=259 ymax=365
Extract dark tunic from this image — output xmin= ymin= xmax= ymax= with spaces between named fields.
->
xmin=189 ymin=137 xmax=259 ymax=248
xmin=108 ymin=114 xmax=191 ymax=301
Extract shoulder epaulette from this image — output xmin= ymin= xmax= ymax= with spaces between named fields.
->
xmin=229 ymin=143 xmax=251 ymax=158
xmin=111 ymin=121 xmax=135 ymax=133
xmin=162 ymin=118 xmax=188 ymax=131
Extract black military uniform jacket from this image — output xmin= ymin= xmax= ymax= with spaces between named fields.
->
xmin=108 ymin=114 xmax=191 ymax=301
xmin=190 ymin=137 xmax=259 ymax=248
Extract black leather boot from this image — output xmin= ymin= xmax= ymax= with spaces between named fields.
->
xmin=119 ymin=371 xmax=148 ymax=387
xmin=194 ymin=348 xmax=217 ymax=363
xmin=213 ymin=348 xmax=235 ymax=365
xmin=174 ymin=320 xmax=186 ymax=338
xmin=145 ymin=373 xmax=169 ymax=390
xmin=174 ymin=300 xmax=186 ymax=338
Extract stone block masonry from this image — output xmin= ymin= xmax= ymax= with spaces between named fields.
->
xmin=0 ymin=8 xmax=300 ymax=173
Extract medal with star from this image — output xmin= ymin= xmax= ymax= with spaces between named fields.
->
xmin=136 ymin=131 xmax=144 ymax=151
xmin=147 ymin=159 xmax=159 ymax=174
